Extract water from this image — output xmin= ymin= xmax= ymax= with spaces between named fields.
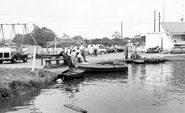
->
xmin=1 ymin=61 xmax=185 ymax=113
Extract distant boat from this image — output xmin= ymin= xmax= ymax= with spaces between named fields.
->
xmin=133 ymin=59 xmax=145 ymax=64
xmin=57 ymin=69 xmax=84 ymax=80
xmin=78 ymin=61 xmax=128 ymax=73
xmin=125 ymin=57 xmax=166 ymax=64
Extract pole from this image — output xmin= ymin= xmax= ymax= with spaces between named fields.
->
xmin=182 ymin=4 xmax=184 ymax=21
xmin=154 ymin=10 xmax=156 ymax=32
xmin=32 ymin=46 xmax=36 ymax=72
xmin=1 ymin=24 xmax=5 ymax=42
xmin=163 ymin=4 xmax=165 ymax=22
xmin=159 ymin=12 xmax=161 ymax=32
xmin=121 ymin=21 xmax=123 ymax=45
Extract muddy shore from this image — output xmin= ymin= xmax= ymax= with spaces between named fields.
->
xmin=1 ymin=52 xmax=185 ymax=99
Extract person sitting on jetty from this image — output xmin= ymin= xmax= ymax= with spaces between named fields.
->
xmin=76 ymin=47 xmax=84 ymax=63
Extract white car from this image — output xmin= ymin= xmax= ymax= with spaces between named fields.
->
xmin=86 ymin=44 xmax=107 ymax=54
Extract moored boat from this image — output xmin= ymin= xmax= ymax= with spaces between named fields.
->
xmin=125 ymin=57 xmax=166 ymax=64
xmin=57 ymin=69 xmax=84 ymax=80
xmin=78 ymin=61 xmax=128 ymax=73
xmin=133 ymin=59 xmax=145 ymax=64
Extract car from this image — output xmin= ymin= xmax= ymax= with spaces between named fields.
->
xmin=86 ymin=44 xmax=108 ymax=54
xmin=104 ymin=45 xmax=118 ymax=53
xmin=0 ymin=46 xmax=28 ymax=64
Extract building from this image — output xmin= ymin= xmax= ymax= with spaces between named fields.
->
xmin=161 ymin=22 xmax=185 ymax=50
xmin=145 ymin=22 xmax=185 ymax=51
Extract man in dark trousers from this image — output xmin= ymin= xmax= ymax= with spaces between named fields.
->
xmin=124 ymin=43 xmax=128 ymax=59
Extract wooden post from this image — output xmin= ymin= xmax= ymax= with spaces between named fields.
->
xmin=32 ymin=46 xmax=37 ymax=72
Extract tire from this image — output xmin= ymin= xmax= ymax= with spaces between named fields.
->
xmin=100 ymin=51 xmax=105 ymax=54
xmin=0 ymin=60 xmax=3 ymax=64
xmin=23 ymin=57 xmax=28 ymax=62
xmin=11 ymin=56 xmax=17 ymax=63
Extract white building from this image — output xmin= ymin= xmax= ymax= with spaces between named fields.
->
xmin=161 ymin=22 xmax=185 ymax=50
xmin=145 ymin=22 xmax=185 ymax=51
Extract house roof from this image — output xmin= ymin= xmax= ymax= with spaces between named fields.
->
xmin=161 ymin=22 xmax=185 ymax=35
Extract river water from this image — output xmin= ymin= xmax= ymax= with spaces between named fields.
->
xmin=1 ymin=61 xmax=185 ymax=113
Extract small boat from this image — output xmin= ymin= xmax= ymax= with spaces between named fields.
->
xmin=144 ymin=58 xmax=158 ymax=63
xmin=133 ymin=59 xmax=145 ymax=64
xmin=125 ymin=59 xmax=134 ymax=63
xmin=78 ymin=61 xmax=128 ymax=73
xmin=57 ymin=69 xmax=84 ymax=80
xmin=125 ymin=57 xmax=166 ymax=64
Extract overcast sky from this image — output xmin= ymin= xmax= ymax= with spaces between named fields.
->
xmin=0 ymin=0 xmax=185 ymax=39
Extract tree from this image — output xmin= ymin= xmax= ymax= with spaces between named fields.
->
xmin=12 ymin=34 xmax=23 ymax=45
xmin=72 ymin=35 xmax=83 ymax=41
xmin=102 ymin=37 xmax=111 ymax=46
xmin=12 ymin=26 xmax=57 ymax=47
xmin=32 ymin=26 xmax=56 ymax=47
xmin=112 ymin=31 xmax=121 ymax=39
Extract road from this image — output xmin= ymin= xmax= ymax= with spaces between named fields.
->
xmin=0 ymin=52 xmax=184 ymax=70
xmin=0 ymin=52 xmax=125 ymax=69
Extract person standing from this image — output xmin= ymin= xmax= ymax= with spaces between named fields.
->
xmin=64 ymin=47 xmax=74 ymax=69
xmin=94 ymin=44 xmax=98 ymax=56
xmin=124 ymin=43 xmax=128 ymax=59
xmin=79 ymin=43 xmax=87 ymax=62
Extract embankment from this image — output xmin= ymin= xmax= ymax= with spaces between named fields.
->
xmin=0 ymin=68 xmax=57 ymax=99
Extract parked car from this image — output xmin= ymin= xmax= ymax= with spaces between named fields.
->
xmin=116 ymin=46 xmax=125 ymax=52
xmin=0 ymin=46 xmax=28 ymax=63
xmin=105 ymin=45 xmax=117 ymax=53
xmin=86 ymin=44 xmax=108 ymax=54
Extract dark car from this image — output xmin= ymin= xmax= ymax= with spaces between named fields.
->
xmin=0 ymin=46 xmax=28 ymax=63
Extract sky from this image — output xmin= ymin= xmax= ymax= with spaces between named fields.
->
xmin=0 ymin=0 xmax=185 ymax=40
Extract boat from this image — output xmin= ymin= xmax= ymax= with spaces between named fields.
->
xmin=78 ymin=61 xmax=128 ymax=73
xmin=57 ymin=69 xmax=84 ymax=80
xmin=133 ymin=59 xmax=145 ymax=64
xmin=144 ymin=58 xmax=158 ymax=63
xmin=125 ymin=57 xmax=166 ymax=64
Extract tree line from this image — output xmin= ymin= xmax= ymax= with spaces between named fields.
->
xmin=12 ymin=26 xmax=143 ymax=48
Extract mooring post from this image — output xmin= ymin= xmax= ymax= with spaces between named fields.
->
xmin=32 ymin=46 xmax=37 ymax=72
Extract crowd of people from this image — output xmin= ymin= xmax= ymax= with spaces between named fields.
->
xmin=59 ymin=43 xmax=87 ymax=69
xmin=59 ymin=42 xmax=142 ymax=69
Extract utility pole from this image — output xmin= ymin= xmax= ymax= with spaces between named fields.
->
xmin=182 ymin=4 xmax=184 ymax=21
xmin=159 ymin=12 xmax=161 ymax=32
xmin=121 ymin=21 xmax=123 ymax=45
xmin=154 ymin=10 xmax=156 ymax=32
xmin=163 ymin=4 xmax=165 ymax=22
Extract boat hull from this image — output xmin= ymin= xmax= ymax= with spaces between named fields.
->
xmin=125 ymin=58 xmax=166 ymax=64
xmin=57 ymin=69 xmax=84 ymax=80
xmin=78 ymin=63 xmax=128 ymax=73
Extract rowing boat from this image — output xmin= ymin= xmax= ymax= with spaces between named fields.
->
xmin=78 ymin=61 xmax=128 ymax=73
xmin=57 ymin=69 xmax=84 ymax=80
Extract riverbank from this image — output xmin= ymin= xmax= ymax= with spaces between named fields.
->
xmin=1 ymin=52 xmax=185 ymax=99
xmin=0 ymin=68 xmax=57 ymax=99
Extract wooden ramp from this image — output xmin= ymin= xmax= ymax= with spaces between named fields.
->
xmin=64 ymin=103 xmax=87 ymax=113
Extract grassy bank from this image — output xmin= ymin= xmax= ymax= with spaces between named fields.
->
xmin=0 ymin=68 xmax=57 ymax=99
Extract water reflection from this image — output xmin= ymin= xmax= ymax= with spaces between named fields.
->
xmin=1 ymin=61 xmax=185 ymax=113
xmin=128 ymin=62 xmax=185 ymax=108
xmin=0 ymin=89 xmax=42 ymax=113
xmin=63 ymin=79 xmax=84 ymax=104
